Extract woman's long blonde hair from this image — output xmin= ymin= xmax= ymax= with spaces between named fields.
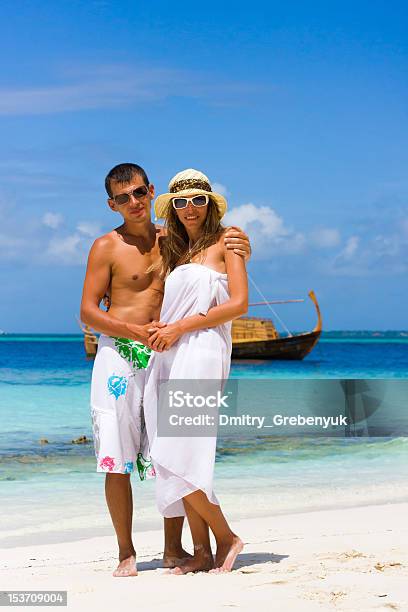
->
xmin=159 ymin=197 xmax=224 ymax=278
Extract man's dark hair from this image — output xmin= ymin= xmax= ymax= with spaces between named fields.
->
xmin=105 ymin=163 xmax=150 ymax=197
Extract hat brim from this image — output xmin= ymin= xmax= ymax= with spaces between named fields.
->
xmin=154 ymin=189 xmax=227 ymax=220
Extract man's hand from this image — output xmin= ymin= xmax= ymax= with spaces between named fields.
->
xmin=148 ymin=322 xmax=182 ymax=352
xmin=125 ymin=323 xmax=148 ymax=344
xmin=224 ymin=226 xmax=251 ymax=260
xmin=148 ymin=320 xmax=167 ymax=331
xmin=126 ymin=321 xmax=166 ymax=344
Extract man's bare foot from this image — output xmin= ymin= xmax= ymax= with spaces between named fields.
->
xmin=113 ymin=555 xmax=138 ymax=577
xmin=170 ymin=552 xmax=214 ymax=575
xmin=210 ymin=535 xmax=243 ymax=573
xmin=163 ymin=548 xmax=193 ymax=569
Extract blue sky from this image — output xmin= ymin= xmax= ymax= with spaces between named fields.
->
xmin=0 ymin=0 xmax=407 ymax=332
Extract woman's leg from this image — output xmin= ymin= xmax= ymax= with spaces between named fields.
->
xmin=182 ymin=490 xmax=243 ymax=572
xmin=171 ymin=498 xmax=214 ymax=574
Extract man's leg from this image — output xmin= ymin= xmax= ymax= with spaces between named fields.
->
xmin=105 ymin=473 xmax=138 ymax=577
xmin=162 ymin=516 xmax=193 ymax=568
xmin=91 ymin=336 xmax=144 ymax=577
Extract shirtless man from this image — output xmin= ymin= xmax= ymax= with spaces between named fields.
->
xmin=80 ymin=163 xmax=250 ymax=577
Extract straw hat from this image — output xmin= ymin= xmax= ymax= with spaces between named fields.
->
xmin=154 ymin=169 xmax=227 ymax=220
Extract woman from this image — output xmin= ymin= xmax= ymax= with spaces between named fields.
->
xmin=145 ymin=168 xmax=248 ymax=574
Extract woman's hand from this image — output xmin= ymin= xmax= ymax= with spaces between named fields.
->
xmin=148 ymin=322 xmax=183 ymax=352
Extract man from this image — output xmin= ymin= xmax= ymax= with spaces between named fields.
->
xmin=80 ymin=163 xmax=250 ymax=577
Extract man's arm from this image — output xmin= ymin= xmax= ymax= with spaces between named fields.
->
xmin=80 ymin=237 xmax=147 ymax=342
xmin=161 ymin=222 xmax=251 ymax=258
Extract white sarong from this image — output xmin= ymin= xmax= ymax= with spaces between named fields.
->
xmin=144 ymin=263 xmax=232 ymax=517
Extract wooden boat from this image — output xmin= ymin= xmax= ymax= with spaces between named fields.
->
xmin=231 ymin=290 xmax=322 ymax=360
xmin=77 ymin=319 xmax=98 ymax=358
xmin=232 ymin=291 xmax=322 ymax=360
xmin=79 ymin=290 xmax=322 ymax=361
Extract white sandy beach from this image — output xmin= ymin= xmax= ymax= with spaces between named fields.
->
xmin=1 ymin=502 xmax=407 ymax=612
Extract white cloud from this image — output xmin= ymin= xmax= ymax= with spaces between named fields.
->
xmin=225 ymin=203 xmax=288 ymax=237
xmin=212 ymin=182 xmax=229 ymax=197
xmin=42 ymin=212 xmax=64 ymax=229
xmin=0 ymin=234 xmax=26 ymax=257
xmin=327 ymin=236 xmax=360 ymax=274
xmin=45 ymin=224 xmax=100 ymax=265
xmin=373 ymin=234 xmax=399 ymax=257
xmin=326 ymin=228 xmax=408 ymax=276
xmin=77 ymin=221 xmax=101 ymax=237
xmin=339 ymin=236 xmax=359 ymax=261
xmin=224 ymin=203 xmax=305 ymax=258
xmin=47 ymin=234 xmax=84 ymax=264
xmin=400 ymin=217 xmax=408 ymax=239
xmin=0 ymin=64 xmax=266 ymax=116
xmin=0 ymin=81 xmax=142 ymax=116
xmin=309 ymin=227 xmax=341 ymax=248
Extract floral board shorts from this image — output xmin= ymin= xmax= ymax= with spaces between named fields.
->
xmin=90 ymin=335 xmax=155 ymax=480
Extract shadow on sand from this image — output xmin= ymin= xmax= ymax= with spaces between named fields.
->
xmin=137 ymin=551 xmax=288 ymax=572
xmin=234 ymin=552 xmax=288 ymax=569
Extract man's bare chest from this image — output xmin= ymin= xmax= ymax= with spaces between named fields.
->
xmin=110 ymin=245 xmax=162 ymax=292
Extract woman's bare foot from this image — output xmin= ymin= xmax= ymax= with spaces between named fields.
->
xmin=210 ymin=535 xmax=243 ymax=573
xmin=113 ymin=554 xmax=138 ymax=577
xmin=170 ymin=551 xmax=214 ymax=575
xmin=163 ymin=547 xmax=193 ymax=569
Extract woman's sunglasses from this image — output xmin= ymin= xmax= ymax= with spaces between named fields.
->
xmin=113 ymin=185 xmax=149 ymax=205
xmin=172 ymin=194 xmax=209 ymax=210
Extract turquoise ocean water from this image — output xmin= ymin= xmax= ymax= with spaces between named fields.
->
xmin=0 ymin=334 xmax=407 ymax=547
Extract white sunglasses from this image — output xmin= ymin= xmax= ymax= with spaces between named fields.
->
xmin=172 ymin=194 xmax=209 ymax=210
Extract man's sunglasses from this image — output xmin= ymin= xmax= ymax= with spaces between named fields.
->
xmin=112 ymin=185 xmax=149 ymax=205
xmin=172 ymin=194 xmax=209 ymax=210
